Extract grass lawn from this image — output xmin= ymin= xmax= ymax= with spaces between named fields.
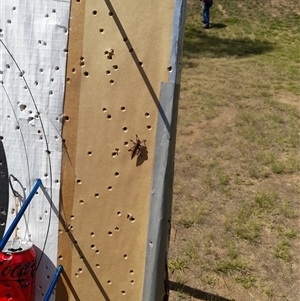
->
xmin=168 ymin=1 xmax=300 ymax=300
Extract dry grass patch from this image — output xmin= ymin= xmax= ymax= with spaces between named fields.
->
xmin=169 ymin=1 xmax=300 ymax=300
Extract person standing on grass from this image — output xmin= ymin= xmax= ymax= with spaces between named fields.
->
xmin=200 ymin=0 xmax=213 ymax=29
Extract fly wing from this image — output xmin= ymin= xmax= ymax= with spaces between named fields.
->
xmin=130 ymin=145 xmax=138 ymax=159
xmin=130 ymin=144 xmax=143 ymax=160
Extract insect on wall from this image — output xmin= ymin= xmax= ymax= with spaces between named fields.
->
xmin=128 ymin=134 xmax=147 ymax=161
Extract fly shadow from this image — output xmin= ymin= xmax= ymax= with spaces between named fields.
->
xmin=136 ymin=144 xmax=148 ymax=167
xmin=210 ymin=23 xmax=227 ymax=29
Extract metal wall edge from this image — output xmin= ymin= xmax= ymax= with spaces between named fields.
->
xmin=142 ymin=82 xmax=181 ymax=301
xmin=142 ymin=0 xmax=186 ymax=299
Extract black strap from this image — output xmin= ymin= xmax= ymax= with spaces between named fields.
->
xmin=0 ymin=140 xmax=9 ymax=239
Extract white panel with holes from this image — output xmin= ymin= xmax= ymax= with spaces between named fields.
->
xmin=0 ymin=1 xmax=70 ymax=300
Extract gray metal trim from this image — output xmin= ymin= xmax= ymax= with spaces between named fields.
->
xmin=169 ymin=0 xmax=186 ymax=85
xmin=142 ymin=1 xmax=186 ymax=299
xmin=142 ymin=82 xmax=181 ymax=301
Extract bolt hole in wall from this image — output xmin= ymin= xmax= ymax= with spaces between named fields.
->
xmin=80 ymin=57 xmax=84 ymax=67
xmin=127 ymin=214 xmax=135 ymax=222
xmin=104 ymin=49 xmax=113 ymax=57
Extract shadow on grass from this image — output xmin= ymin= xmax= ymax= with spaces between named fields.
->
xmin=211 ymin=23 xmax=227 ymax=29
xmin=183 ymin=23 xmax=274 ymax=61
xmin=169 ymin=281 xmax=234 ymax=301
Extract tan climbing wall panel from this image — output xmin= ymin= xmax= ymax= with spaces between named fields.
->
xmin=57 ymin=0 xmax=175 ymax=300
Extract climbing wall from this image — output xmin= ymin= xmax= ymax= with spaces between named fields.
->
xmin=57 ymin=0 xmax=185 ymax=300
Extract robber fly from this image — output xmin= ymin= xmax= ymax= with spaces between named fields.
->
xmin=128 ymin=134 xmax=146 ymax=160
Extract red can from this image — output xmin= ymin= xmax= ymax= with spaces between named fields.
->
xmin=0 ymin=240 xmax=36 ymax=301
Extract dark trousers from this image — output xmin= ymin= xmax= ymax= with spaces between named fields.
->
xmin=203 ymin=2 xmax=213 ymax=27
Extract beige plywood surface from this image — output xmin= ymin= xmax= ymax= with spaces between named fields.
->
xmin=57 ymin=1 xmax=175 ymax=300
